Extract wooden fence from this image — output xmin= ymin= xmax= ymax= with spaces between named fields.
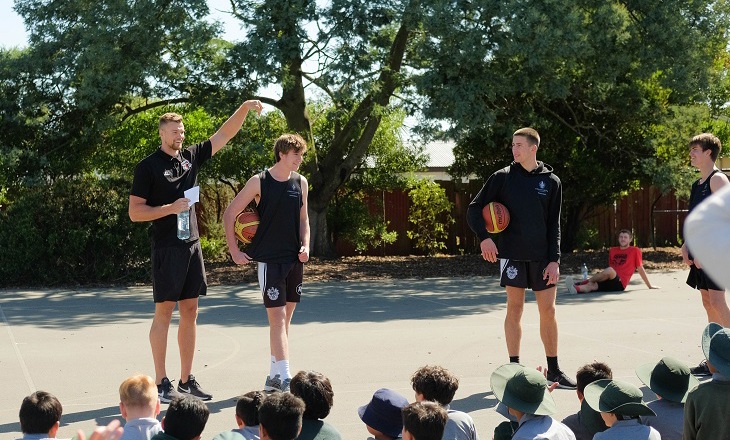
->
xmin=335 ymin=182 xmax=689 ymax=256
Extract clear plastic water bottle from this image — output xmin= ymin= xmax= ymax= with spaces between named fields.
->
xmin=581 ymin=263 xmax=589 ymax=280
xmin=177 ymin=209 xmax=190 ymax=240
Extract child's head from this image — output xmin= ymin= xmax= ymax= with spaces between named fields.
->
xmin=19 ymin=391 xmax=62 ymax=435
xmin=119 ymin=374 xmax=160 ymax=420
xmin=258 ymin=392 xmax=305 ymax=440
xmin=584 ymin=379 xmax=654 ymax=428
xmin=410 ymin=365 xmax=459 ymax=406
xmin=358 ymin=388 xmax=410 ymax=440
xmin=163 ymin=396 xmax=210 ymax=440
xmin=576 ymin=362 xmax=612 ymax=400
xmin=236 ymin=390 xmax=265 ymax=428
xmin=290 ymin=370 xmax=335 ymax=420
xmin=401 ymin=401 xmax=448 ymax=440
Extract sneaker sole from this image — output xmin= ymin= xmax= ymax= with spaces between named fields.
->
xmin=547 ymin=380 xmax=577 ymax=390
xmin=177 ymin=389 xmax=212 ymax=401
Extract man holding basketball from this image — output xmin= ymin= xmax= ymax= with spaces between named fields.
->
xmin=223 ymin=133 xmax=310 ymax=392
xmin=467 ymin=127 xmax=575 ymax=389
xmin=129 ymin=99 xmax=263 ymax=402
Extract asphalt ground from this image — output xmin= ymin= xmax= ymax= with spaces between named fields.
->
xmin=0 ymin=269 xmax=719 ymax=439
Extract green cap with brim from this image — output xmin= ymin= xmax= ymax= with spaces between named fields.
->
xmin=490 ymin=364 xmax=556 ymax=416
xmin=705 ymin=326 xmax=730 ymax=377
xmin=584 ymin=379 xmax=655 ymax=417
xmin=701 ymin=322 xmax=723 ymax=362
xmin=636 ymin=356 xmax=699 ymax=403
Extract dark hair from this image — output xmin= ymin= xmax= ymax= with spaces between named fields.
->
xmin=290 ymin=370 xmax=334 ymax=419
xmin=19 ymin=391 xmax=62 ymax=434
xmin=576 ymin=362 xmax=613 ymax=395
xmin=411 ymin=365 xmax=458 ymax=406
xmin=401 ymin=402 xmax=448 ymax=440
xmin=513 ymin=127 xmax=540 ymax=147
xmin=259 ymin=392 xmax=305 ymax=440
xmin=617 ymin=229 xmax=632 ymax=239
xmin=690 ymin=133 xmax=722 ymax=161
xmin=237 ymin=391 xmax=264 ymax=426
xmin=273 ymin=134 xmax=307 ymax=162
xmin=163 ymin=396 xmax=210 ymax=440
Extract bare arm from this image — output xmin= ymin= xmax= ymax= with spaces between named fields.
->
xmin=637 ymin=265 xmax=659 ymax=289
xmin=710 ymin=171 xmax=730 ymax=193
xmin=299 ymin=176 xmax=311 ymax=263
xmin=223 ymin=175 xmax=261 ymax=264
xmin=209 ymin=100 xmax=263 ymax=155
xmin=128 ymin=195 xmax=189 ymax=222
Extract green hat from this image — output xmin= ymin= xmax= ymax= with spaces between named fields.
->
xmin=703 ymin=324 xmax=730 ymax=377
xmin=490 ymin=364 xmax=556 ymax=416
xmin=636 ymin=357 xmax=699 ymax=403
xmin=584 ymin=379 xmax=655 ymax=417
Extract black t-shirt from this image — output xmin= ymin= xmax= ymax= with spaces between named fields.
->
xmin=131 ymin=140 xmax=212 ymax=248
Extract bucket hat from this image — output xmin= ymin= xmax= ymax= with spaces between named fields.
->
xmin=636 ymin=356 xmax=699 ymax=403
xmin=584 ymin=379 xmax=655 ymax=417
xmin=490 ymin=364 xmax=556 ymax=416
xmin=702 ymin=323 xmax=730 ymax=376
xmin=358 ymin=388 xmax=409 ymax=438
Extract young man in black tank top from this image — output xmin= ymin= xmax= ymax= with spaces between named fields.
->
xmin=682 ymin=133 xmax=730 ymax=375
xmin=224 ymin=134 xmax=310 ymax=392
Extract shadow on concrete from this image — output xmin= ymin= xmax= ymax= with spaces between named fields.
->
xmin=452 ymin=391 xmax=498 ymax=413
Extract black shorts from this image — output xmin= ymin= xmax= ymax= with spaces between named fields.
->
xmin=687 ymin=265 xmax=724 ymax=291
xmin=499 ymin=259 xmax=554 ymax=291
xmin=258 ymin=261 xmax=303 ymax=308
xmin=151 ymin=241 xmax=207 ymax=303
xmin=596 ymin=276 xmax=625 ymax=292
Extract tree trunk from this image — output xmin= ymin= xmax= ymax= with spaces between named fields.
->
xmin=308 ymin=205 xmax=335 ymax=258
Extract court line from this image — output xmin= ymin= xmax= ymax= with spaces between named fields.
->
xmin=0 ymin=304 xmax=35 ymax=392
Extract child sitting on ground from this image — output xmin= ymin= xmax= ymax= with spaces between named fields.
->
xmin=119 ymin=374 xmax=162 ymax=440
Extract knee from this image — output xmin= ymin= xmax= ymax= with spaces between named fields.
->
xmin=178 ymin=303 xmax=199 ymax=321
xmin=606 ymin=267 xmax=617 ymax=278
xmin=506 ymin=303 xmax=524 ymax=317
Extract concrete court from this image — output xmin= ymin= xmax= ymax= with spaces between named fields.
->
xmin=0 ymin=268 xmax=718 ymax=439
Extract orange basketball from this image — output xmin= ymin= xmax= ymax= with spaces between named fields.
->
xmin=482 ymin=202 xmax=510 ymax=233
xmin=234 ymin=210 xmax=260 ymax=244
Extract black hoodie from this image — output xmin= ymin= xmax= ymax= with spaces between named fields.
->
xmin=467 ymin=161 xmax=561 ymax=263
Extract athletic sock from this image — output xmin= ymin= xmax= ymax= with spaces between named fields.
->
xmin=509 ymin=356 xmax=520 ymax=364
xmin=274 ymin=359 xmax=291 ymax=380
xmin=547 ymin=356 xmax=559 ymax=373
xmin=269 ymin=356 xmax=277 ymax=378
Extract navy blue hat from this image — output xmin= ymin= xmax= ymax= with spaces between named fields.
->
xmin=358 ymin=388 xmax=409 ymax=438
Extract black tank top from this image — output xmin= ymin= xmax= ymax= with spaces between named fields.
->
xmin=247 ymin=170 xmax=303 ymax=263
xmin=688 ymin=169 xmax=719 ymax=213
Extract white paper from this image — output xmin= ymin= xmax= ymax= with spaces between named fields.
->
xmin=185 ymin=186 xmax=200 ymax=207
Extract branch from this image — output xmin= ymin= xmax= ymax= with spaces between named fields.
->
xmin=122 ymin=98 xmax=189 ymax=121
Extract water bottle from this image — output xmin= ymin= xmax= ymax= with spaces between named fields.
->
xmin=581 ymin=263 xmax=589 ymax=280
xmin=177 ymin=209 xmax=190 ymax=240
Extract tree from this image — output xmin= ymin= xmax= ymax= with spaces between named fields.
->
xmin=412 ymin=0 xmax=730 ymax=252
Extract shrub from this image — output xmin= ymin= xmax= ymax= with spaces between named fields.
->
xmin=406 ymin=180 xmax=454 ymax=255
xmin=0 ymin=175 xmax=149 ymax=286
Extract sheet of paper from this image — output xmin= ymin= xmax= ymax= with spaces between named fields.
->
xmin=185 ymin=186 xmax=200 ymax=207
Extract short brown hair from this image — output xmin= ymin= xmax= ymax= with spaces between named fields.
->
xmin=290 ymin=370 xmax=334 ymax=419
xmin=402 ymin=401 xmax=448 ymax=440
xmin=236 ymin=391 xmax=264 ymax=426
xmin=617 ymin=229 xmax=632 ymax=238
xmin=119 ymin=374 xmax=158 ymax=409
xmin=159 ymin=112 xmax=183 ymax=128
xmin=513 ymin=127 xmax=540 ymax=147
xmin=690 ymin=133 xmax=722 ymax=161
xmin=576 ymin=362 xmax=612 ymax=395
xmin=411 ymin=365 xmax=458 ymax=406
xmin=274 ymin=134 xmax=307 ymax=162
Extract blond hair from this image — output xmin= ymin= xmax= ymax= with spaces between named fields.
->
xmin=159 ymin=112 xmax=183 ymax=129
xmin=119 ymin=374 xmax=158 ymax=409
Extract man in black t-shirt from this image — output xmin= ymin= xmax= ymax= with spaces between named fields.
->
xmin=129 ymin=99 xmax=263 ymax=402
xmin=223 ymin=134 xmax=310 ymax=392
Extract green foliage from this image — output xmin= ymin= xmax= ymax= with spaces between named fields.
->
xmin=329 ymin=193 xmax=397 ymax=254
xmin=406 ymin=179 xmax=454 ymax=255
xmin=574 ymin=225 xmax=604 ymax=251
xmin=199 ymin=220 xmax=229 ymax=263
xmin=0 ymin=176 xmax=149 ymax=286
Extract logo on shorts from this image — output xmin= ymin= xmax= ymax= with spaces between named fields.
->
xmin=266 ymin=287 xmax=280 ymax=300
xmin=506 ymin=266 xmax=518 ymax=280
xmin=296 ymin=284 xmax=302 ymax=296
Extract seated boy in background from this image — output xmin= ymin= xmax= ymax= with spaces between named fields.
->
xmin=119 ymin=374 xmax=162 ymax=440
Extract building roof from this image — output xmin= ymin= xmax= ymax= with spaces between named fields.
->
xmin=423 ymin=140 xmax=456 ymax=168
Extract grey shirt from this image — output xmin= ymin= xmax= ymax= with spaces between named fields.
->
xmin=443 ymin=408 xmax=480 ymax=440
xmin=120 ymin=417 xmax=162 ymax=440
xmin=594 ymin=419 xmax=661 ymax=440
xmin=512 ymin=414 xmax=576 ymax=440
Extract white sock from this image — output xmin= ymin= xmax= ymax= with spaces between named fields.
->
xmin=274 ymin=359 xmax=291 ymax=379
xmin=269 ymin=356 xmax=277 ymax=377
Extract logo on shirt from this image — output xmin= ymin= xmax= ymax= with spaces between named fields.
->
xmin=163 ymin=170 xmax=173 ymax=178
xmin=181 ymin=159 xmax=192 ymax=171
xmin=535 ymin=180 xmax=548 ymax=196
xmin=506 ymin=266 xmax=518 ymax=280
xmin=611 ymin=253 xmax=628 ymax=267
xmin=266 ymin=287 xmax=280 ymax=301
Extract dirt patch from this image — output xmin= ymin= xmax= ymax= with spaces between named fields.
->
xmin=206 ymin=247 xmax=685 ymax=285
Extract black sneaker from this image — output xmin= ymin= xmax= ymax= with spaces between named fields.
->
xmin=264 ymin=374 xmax=291 ymax=392
xmin=690 ymin=360 xmax=712 ymax=376
xmin=546 ymin=370 xmax=577 ymax=389
xmin=177 ymin=374 xmax=213 ymax=401
xmin=157 ymin=377 xmax=182 ymax=404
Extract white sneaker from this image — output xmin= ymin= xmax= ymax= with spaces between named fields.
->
xmin=565 ymin=276 xmax=578 ymax=294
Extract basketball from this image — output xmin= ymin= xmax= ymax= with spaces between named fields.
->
xmin=482 ymin=202 xmax=510 ymax=233
xmin=234 ymin=210 xmax=260 ymax=244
